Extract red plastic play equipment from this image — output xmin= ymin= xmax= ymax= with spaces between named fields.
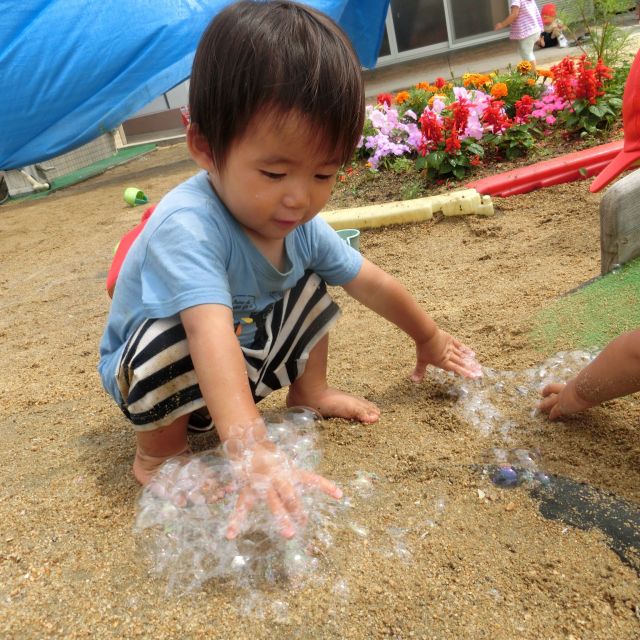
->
xmin=468 ymin=49 xmax=640 ymax=197
xmin=106 ymin=204 xmax=156 ymax=297
xmin=467 ymin=140 xmax=623 ymax=197
xmin=589 ymin=48 xmax=640 ymax=192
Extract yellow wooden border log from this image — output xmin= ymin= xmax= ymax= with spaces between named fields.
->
xmin=321 ymin=188 xmax=493 ymax=230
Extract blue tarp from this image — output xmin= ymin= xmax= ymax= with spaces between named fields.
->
xmin=0 ymin=0 xmax=389 ymax=170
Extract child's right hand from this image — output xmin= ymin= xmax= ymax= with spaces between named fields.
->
xmin=411 ymin=328 xmax=482 ymax=382
xmin=538 ymin=378 xmax=597 ymax=419
xmin=225 ymin=441 xmax=342 ymax=540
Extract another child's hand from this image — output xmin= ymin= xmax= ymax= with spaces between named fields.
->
xmin=411 ymin=329 xmax=482 ymax=382
xmin=225 ymin=441 xmax=342 ymax=540
xmin=538 ymin=378 xmax=596 ymax=420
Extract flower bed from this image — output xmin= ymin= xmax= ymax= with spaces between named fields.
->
xmin=357 ymin=55 xmax=626 ymax=182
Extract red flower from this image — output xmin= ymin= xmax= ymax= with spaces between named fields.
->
xmin=515 ymin=94 xmax=534 ymax=123
xmin=482 ymin=99 xmax=511 ymax=133
xmin=595 ymin=58 xmax=613 ymax=85
xmin=418 ymin=109 xmax=443 ymax=154
xmin=449 ymin=98 xmax=470 ymax=134
xmin=444 ymin=128 xmax=461 ymax=153
xmin=550 ymin=57 xmax=576 ymax=102
xmin=575 ymin=56 xmax=599 ymax=104
xmin=569 ymin=55 xmax=611 ymax=105
xmin=377 ymin=92 xmax=393 ymax=107
xmin=434 ymin=76 xmax=447 ymax=89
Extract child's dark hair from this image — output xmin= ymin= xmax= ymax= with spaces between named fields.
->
xmin=189 ymin=0 xmax=364 ymax=170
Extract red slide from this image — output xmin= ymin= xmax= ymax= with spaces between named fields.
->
xmin=106 ymin=204 xmax=156 ymax=297
xmin=466 ymin=140 xmax=623 ymax=197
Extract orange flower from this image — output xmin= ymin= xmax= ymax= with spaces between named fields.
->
xmin=517 ymin=60 xmax=533 ymax=74
xmin=395 ymin=90 xmax=410 ymax=104
xmin=415 ymin=82 xmax=431 ymax=91
xmin=463 ymin=73 xmax=492 ymax=88
xmin=490 ymin=82 xmax=508 ymax=98
xmin=537 ymin=68 xmax=553 ymax=78
xmin=527 ymin=78 xmax=536 ymax=85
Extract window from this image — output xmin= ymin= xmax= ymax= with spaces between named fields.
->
xmin=390 ymin=0 xmax=448 ymax=52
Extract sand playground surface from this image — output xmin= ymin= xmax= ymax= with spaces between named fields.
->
xmin=1 ymin=143 xmax=639 ymax=638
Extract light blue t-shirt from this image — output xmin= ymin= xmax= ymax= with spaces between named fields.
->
xmin=98 ymin=171 xmax=363 ymax=403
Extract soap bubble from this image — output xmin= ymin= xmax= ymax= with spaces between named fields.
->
xmin=491 ymin=466 xmax=519 ymax=488
xmin=281 ymin=406 xmax=323 ymax=428
xmin=382 ymin=526 xmax=412 ymax=562
xmin=331 ymin=578 xmax=350 ymax=599
xmin=349 ymin=470 xmax=380 ymax=498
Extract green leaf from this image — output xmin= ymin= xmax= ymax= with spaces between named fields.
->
xmin=466 ymin=142 xmax=484 ymax=156
xmin=427 ymin=150 xmax=445 ymax=169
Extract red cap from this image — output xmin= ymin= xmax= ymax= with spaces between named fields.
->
xmin=541 ymin=3 xmax=557 ymax=24
xmin=590 ymin=49 xmax=640 ymax=192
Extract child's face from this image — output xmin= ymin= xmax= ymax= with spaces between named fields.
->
xmin=199 ymin=111 xmax=341 ymax=249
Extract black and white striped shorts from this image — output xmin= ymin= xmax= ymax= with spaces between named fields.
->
xmin=115 ymin=271 xmax=341 ymax=431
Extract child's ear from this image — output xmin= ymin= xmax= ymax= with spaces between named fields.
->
xmin=186 ymin=125 xmax=216 ymax=172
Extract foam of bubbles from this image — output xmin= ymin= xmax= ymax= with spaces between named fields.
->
xmin=135 ymin=407 xmax=345 ymax=595
xmin=432 ymin=349 xmax=598 ymax=436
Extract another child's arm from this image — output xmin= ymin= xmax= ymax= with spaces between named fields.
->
xmin=342 ymin=259 xmax=481 ymax=381
xmin=495 ymin=4 xmax=519 ymax=30
xmin=539 ymin=329 xmax=640 ymax=419
xmin=181 ymin=304 xmax=342 ymax=538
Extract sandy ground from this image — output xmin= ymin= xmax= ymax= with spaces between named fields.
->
xmin=1 ymin=144 xmax=639 ymax=639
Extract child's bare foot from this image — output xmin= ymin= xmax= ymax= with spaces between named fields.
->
xmin=287 ymin=387 xmax=380 ymax=423
xmin=133 ymin=446 xmax=191 ymax=486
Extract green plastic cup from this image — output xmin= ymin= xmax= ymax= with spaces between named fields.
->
xmin=124 ymin=187 xmax=148 ymax=207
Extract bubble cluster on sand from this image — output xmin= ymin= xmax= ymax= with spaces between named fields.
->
xmin=432 ymin=350 xmax=599 ymax=490
xmin=135 ymin=407 xmax=346 ymax=595
xmin=432 ymin=349 xmax=598 ymax=436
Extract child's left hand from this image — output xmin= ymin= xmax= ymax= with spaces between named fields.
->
xmin=411 ymin=329 xmax=482 ymax=382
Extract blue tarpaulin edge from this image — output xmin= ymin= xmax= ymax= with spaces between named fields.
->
xmin=0 ymin=0 xmax=389 ymax=169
